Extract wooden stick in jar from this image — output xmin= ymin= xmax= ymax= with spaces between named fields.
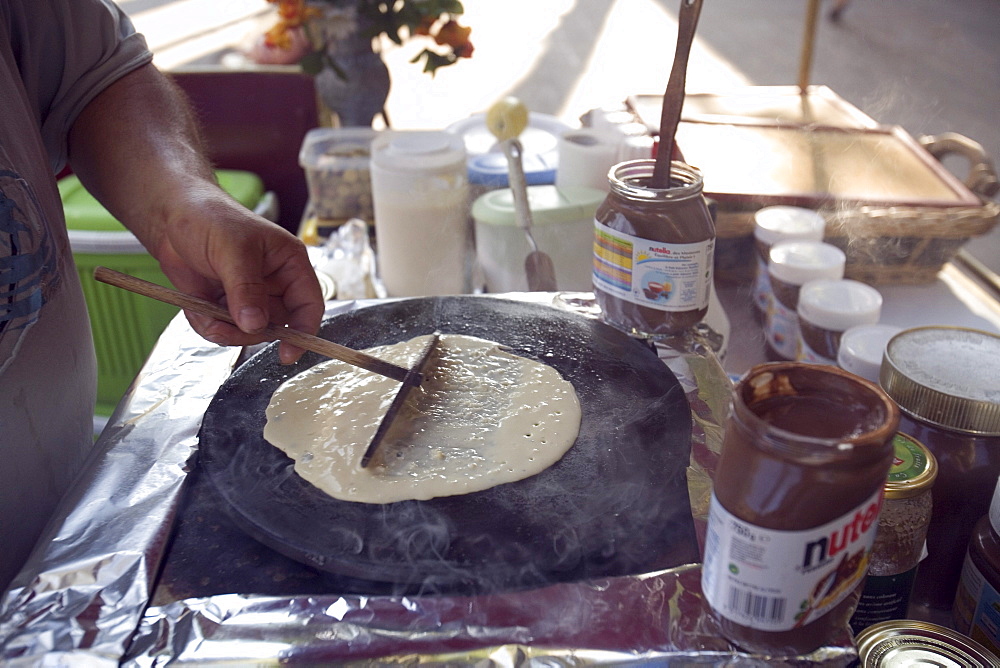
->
xmin=93 ymin=266 xmax=412 ymax=383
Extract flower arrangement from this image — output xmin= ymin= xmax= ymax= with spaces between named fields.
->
xmin=263 ymin=0 xmax=474 ymax=76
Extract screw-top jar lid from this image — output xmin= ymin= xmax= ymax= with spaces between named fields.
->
xmin=885 ymin=433 xmax=938 ymax=499
xmin=797 ymin=279 xmax=883 ymax=331
xmin=880 ymin=326 xmax=1000 ymax=435
xmin=768 ymin=240 xmax=846 ymax=286
xmin=753 ymin=206 xmax=826 ymax=246
xmin=837 ymin=323 xmax=902 ymax=383
xmin=855 ymin=619 xmax=1000 ymax=666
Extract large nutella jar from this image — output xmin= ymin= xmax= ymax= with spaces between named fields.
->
xmin=879 ymin=327 xmax=1000 ymax=614
xmin=702 ymin=363 xmax=898 ymax=656
xmin=592 ymin=159 xmax=715 ymax=337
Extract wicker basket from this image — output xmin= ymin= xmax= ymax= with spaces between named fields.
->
xmin=713 ymin=133 xmax=1000 ymax=285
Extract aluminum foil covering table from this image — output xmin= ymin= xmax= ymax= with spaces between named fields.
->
xmin=0 ymin=294 xmax=859 ymax=666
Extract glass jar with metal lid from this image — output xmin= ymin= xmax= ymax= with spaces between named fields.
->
xmin=855 ymin=619 xmax=1000 ymax=667
xmin=850 ymin=432 xmax=938 ymax=634
xmin=879 ymin=326 xmax=1000 ymax=615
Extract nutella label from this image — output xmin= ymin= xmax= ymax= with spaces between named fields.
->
xmin=765 ymin=298 xmax=799 ymax=360
xmin=797 ymin=336 xmax=836 ymax=365
xmin=702 ymin=488 xmax=884 ymax=632
xmin=954 ymin=555 xmax=1000 ymax=657
xmin=593 ymin=220 xmax=713 ymax=313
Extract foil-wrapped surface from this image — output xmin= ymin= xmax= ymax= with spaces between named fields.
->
xmin=0 ymin=294 xmax=858 ymax=666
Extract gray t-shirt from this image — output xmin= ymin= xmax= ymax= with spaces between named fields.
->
xmin=0 ymin=0 xmax=152 ymax=591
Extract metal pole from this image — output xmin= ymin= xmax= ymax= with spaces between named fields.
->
xmin=798 ymin=0 xmax=821 ymax=93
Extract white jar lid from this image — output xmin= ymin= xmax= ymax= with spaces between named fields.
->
xmin=837 ymin=323 xmax=902 ymax=383
xmin=371 ymin=130 xmax=466 ymax=174
xmin=768 ymin=240 xmax=846 ymax=285
xmin=753 ymin=206 xmax=826 ymax=246
xmin=797 ymin=278 xmax=883 ymax=330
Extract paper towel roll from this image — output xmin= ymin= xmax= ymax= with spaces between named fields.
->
xmin=556 ymin=129 xmax=619 ymax=192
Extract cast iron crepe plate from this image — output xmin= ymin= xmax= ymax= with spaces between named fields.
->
xmin=199 ymin=296 xmax=697 ymax=593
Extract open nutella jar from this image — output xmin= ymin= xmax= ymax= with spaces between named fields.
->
xmin=702 ymin=363 xmax=898 ymax=656
xmin=592 ymin=159 xmax=715 ymax=337
xmin=879 ymin=326 xmax=1000 ymax=615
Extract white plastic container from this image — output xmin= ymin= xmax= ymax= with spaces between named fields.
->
xmin=837 ymin=323 xmax=902 ymax=382
xmin=751 ymin=206 xmax=827 ymax=315
xmin=369 ymin=131 xmax=469 ymax=297
xmin=797 ymin=278 xmax=884 ymax=365
xmin=765 ymin=241 xmax=846 ymax=360
xmin=472 ymin=185 xmax=606 ymax=292
xmin=298 ymin=127 xmax=378 ymax=222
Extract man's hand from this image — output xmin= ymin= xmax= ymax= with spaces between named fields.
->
xmin=68 ymin=64 xmax=324 ymax=363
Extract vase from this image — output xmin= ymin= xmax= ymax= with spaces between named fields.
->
xmin=313 ymin=29 xmax=390 ymax=127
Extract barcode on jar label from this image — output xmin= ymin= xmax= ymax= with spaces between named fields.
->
xmin=727 ymin=587 xmax=788 ymax=624
xmin=701 ymin=489 xmax=883 ymax=631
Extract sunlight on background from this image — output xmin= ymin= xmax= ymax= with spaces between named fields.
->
xmin=127 ymin=0 xmax=751 ymax=130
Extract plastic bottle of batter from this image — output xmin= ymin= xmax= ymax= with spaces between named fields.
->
xmin=702 ymin=363 xmax=899 ymax=655
xmin=592 ymin=159 xmax=715 ymax=337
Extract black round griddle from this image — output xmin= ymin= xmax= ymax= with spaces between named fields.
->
xmin=199 ymin=296 xmax=697 ymax=594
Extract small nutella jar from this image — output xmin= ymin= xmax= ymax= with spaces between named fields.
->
xmin=880 ymin=327 xmax=1000 ymax=615
xmin=837 ymin=323 xmax=902 ymax=383
xmin=796 ymin=278 xmax=883 ymax=365
xmin=593 ymin=160 xmax=716 ymax=337
xmin=751 ymin=206 xmax=826 ymax=317
xmin=702 ymin=363 xmax=898 ymax=655
xmin=765 ymin=241 xmax=845 ymax=360
xmin=850 ymin=433 xmax=937 ymax=635
xmin=952 ymin=475 xmax=1000 ymax=657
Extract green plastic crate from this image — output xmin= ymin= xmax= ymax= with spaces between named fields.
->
xmin=61 ymin=170 xmax=264 ymax=416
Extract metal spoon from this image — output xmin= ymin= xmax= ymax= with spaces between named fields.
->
xmin=501 ymin=138 xmax=558 ymax=291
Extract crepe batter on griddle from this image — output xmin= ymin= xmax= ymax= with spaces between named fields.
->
xmin=263 ymin=333 xmax=582 ymax=504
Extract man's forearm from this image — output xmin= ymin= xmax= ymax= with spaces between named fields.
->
xmin=66 ymin=63 xmax=218 ymax=257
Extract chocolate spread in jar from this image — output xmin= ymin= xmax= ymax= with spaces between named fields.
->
xmin=593 ymin=159 xmax=715 ymax=337
xmin=701 ymin=363 xmax=899 ymax=656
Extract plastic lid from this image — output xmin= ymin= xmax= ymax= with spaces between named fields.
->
xmin=445 ymin=111 xmax=570 ymax=159
xmin=837 ymin=323 xmax=902 ymax=382
xmin=767 ymin=240 xmax=846 ymax=285
xmin=881 ymin=326 xmax=1000 ymax=435
xmin=472 ymin=185 xmax=606 ymax=227
xmin=370 ymin=130 xmax=466 ymax=174
xmin=753 ymin=206 xmax=826 ymax=245
xmin=797 ymin=279 xmax=883 ymax=330
xmin=885 ymin=433 xmax=938 ymax=499
xmin=298 ymin=127 xmax=378 ymax=170
xmin=467 ymin=151 xmax=557 ymax=187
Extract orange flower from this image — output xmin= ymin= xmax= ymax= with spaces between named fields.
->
xmin=434 ymin=20 xmax=472 ymax=50
xmin=413 ymin=15 xmax=437 ymax=37
xmin=264 ymin=21 xmax=295 ymax=49
xmin=268 ymin=0 xmax=318 ymax=26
